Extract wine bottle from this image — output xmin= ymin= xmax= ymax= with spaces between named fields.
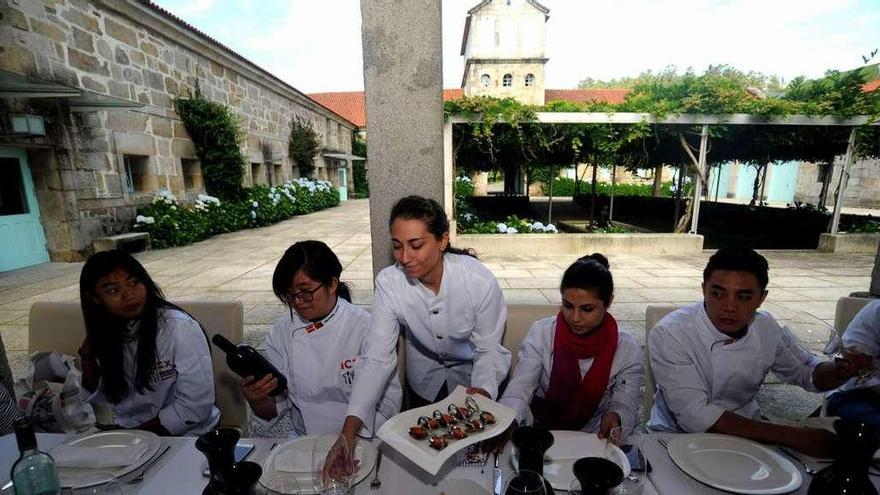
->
xmin=211 ymin=335 xmax=287 ymax=396
xmin=10 ymin=418 xmax=61 ymax=495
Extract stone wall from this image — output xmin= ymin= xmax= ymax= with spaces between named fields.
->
xmin=0 ymin=0 xmax=354 ymax=260
xmin=794 ymin=158 xmax=880 ymax=209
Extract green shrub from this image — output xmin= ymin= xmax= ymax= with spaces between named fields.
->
xmin=133 ymin=178 xmax=340 ymax=249
xmin=459 ymin=215 xmax=559 ymax=234
xmin=174 ymin=87 xmax=246 ymax=200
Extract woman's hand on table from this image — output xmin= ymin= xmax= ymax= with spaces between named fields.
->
xmin=466 ymin=387 xmax=491 ymax=399
xmin=597 ymin=411 xmax=622 ymax=442
xmin=787 ymin=427 xmax=839 ymax=458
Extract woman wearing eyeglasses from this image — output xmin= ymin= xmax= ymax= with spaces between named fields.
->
xmin=239 ymin=240 xmax=401 ymax=437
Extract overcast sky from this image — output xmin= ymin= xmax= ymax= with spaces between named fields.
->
xmin=155 ymin=0 xmax=879 ymax=94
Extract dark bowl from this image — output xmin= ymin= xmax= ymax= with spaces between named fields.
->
xmin=230 ymin=461 xmax=262 ymax=485
xmin=196 ymin=428 xmax=241 ymax=453
xmin=573 ymin=457 xmax=624 ymax=494
xmin=511 ymin=426 xmax=555 ymax=452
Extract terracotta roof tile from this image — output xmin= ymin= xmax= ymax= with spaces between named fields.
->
xmin=308 ymin=89 xmax=465 ymax=128
xmin=308 ymin=92 xmax=366 ymax=127
xmin=864 ymin=78 xmax=880 ymax=92
xmin=544 ymin=88 xmax=630 ymax=104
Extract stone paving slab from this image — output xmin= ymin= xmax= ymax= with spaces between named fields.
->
xmin=0 ymin=199 xmax=875 ymax=425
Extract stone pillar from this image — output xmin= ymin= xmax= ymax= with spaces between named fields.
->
xmin=871 ymin=240 xmax=880 ymax=297
xmin=362 ymin=0 xmax=445 ymax=275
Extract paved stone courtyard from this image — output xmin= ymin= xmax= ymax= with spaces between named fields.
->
xmin=0 ymin=199 xmax=874 ymax=425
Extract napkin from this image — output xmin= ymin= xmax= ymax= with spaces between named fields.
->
xmin=274 ymin=447 xmax=315 ymax=473
xmin=51 ymin=442 xmax=148 ymax=469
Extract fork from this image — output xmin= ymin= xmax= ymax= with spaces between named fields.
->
xmin=127 ymin=446 xmax=171 ymax=484
xmin=370 ymin=450 xmax=383 ymax=489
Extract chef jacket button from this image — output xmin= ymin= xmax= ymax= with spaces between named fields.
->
xmin=436 ymin=335 xmax=443 ymax=339
xmin=432 ymin=310 xmax=439 ymax=315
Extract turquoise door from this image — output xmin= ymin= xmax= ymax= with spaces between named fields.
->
xmin=767 ymin=161 xmax=798 ymax=203
xmin=0 ymin=148 xmax=49 ymax=271
xmin=337 ymin=166 xmax=348 ymax=201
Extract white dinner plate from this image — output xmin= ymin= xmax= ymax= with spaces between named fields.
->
xmin=509 ymin=430 xmax=630 ymax=491
xmin=50 ymin=430 xmax=161 ymax=488
xmin=667 ymin=434 xmax=802 ymax=495
xmin=258 ymin=436 xmax=377 ymax=494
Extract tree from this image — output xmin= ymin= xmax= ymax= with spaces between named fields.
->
xmin=288 ymin=116 xmax=321 ymax=178
xmin=351 ymin=135 xmax=368 ymax=197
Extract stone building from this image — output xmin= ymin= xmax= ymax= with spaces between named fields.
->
xmin=0 ymin=0 xmax=356 ymax=271
xmin=794 ymin=158 xmax=880 ymax=210
xmin=459 ymin=0 xmax=548 ymax=106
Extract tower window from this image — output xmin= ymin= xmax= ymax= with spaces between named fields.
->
xmin=502 ymin=74 xmax=512 ymax=87
xmin=525 ymin=74 xmax=535 ymax=87
xmin=481 ymin=74 xmax=491 ymax=87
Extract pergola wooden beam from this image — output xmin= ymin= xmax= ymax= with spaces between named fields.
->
xmin=445 ymin=112 xmax=879 ymax=236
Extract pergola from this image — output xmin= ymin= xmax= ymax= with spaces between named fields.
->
xmin=444 ymin=113 xmax=880 ymax=235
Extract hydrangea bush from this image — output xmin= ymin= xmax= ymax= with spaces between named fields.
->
xmin=459 ymin=214 xmax=559 ymax=234
xmin=133 ymin=178 xmax=340 ymax=249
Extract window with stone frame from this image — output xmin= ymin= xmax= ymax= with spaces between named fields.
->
xmin=816 ymin=163 xmax=830 ymax=182
xmin=123 ymin=155 xmax=150 ymax=194
xmin=481 ymin=74 xmax=491 ymax=87
xmin=525 ymin=74 xmax=535 ymax=87
xmin=181 ymin=158 xmax=202 ymax=191
xmin=503 ymin=74 xmax=513 ymax=87
xmin=251 ymin=162 xmax=266 ymax=186
xmin=273 ymin=163 xmax=282 ymax=185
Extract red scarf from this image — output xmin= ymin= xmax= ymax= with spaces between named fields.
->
xmin=532 ymin=311 xmax=618 ymax=430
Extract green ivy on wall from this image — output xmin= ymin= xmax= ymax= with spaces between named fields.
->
xmin=174 ymin=85 xmax=247 ymax=200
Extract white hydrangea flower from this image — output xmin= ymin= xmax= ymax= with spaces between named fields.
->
xmin=543 ymin=224 xmax=558 ymax=233
xmin=506 ymin=227 xmax=518 ymax=234
xmin=531 ymin=221 xmax=544 ymax=231
xmin=145 ymin=217 xmax=155 ymax=224
xmin=170 ymin=205 xmax=176 ymax=211
xmin=250 ymin=211 xmax=257 ymax=219
xmin=136 ymin=215 xmax=147 ymax=223
xmin=252 ymin=201 xmax=259 ymax=208
xmin=496 ymin=223 xmax=508 ymax=233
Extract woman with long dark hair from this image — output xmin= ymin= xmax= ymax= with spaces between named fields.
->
xmin=500 ymin=254 xmax=644 ymax=437
xmin=338 ymin=195 xmax=511 ymax=448
xmin=240 ymin=240 xmax=401 ymax=436
xmin=78 ymin=250 xmax=218 ymax=436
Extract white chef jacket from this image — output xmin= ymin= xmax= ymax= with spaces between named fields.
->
xmin=253 ymin=297 xmax=402 ymax=437
xmin=347 ymin=253 xmax=511 ymax=427
xmin=499 ymin=316 xmax=644 ymax=434
xmin=836 ymin=300 xmax=880 ymax=393
xmin=648 ymin=302 xmax=821 ymax=433
xmin=83 ymin=308 xmax=220 ymax=436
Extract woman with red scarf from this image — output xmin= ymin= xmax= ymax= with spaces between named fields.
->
xmin=499 ymin=254 xmax=644 ymax=437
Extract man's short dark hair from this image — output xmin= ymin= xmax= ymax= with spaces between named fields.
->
xmin=703 ymin=247 xmax=769 ymax=290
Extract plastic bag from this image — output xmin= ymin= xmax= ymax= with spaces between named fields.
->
xmin=14 ymin=351 xmax=95 ymax=433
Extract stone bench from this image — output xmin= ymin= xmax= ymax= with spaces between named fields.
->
xmin=93 ymin=232 xmax=151 ymax=253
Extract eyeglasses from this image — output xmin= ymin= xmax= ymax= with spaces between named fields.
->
xmin=284 ymin=284 xmax=323 ymax=303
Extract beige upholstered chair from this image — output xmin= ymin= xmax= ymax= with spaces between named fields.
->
xmin=504 ymin=304 xmax=558 ymax=372
xmin=834 ymin=296 xmax=874 ymax=337
xmin=28 ymin=301 xmax=247 ymax=433
xmin=643 ymin=305 xmax=680 ymax=423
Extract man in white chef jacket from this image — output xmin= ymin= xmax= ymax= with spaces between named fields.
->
xmin=825 ymin=299 xmax=880 ymax=428
xmin=648 ymin=247 xmax=871 ymax=457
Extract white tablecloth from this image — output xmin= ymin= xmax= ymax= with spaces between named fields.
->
xmin=3 ymin=432 xmax=876 ymax=494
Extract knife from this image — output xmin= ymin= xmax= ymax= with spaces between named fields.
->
xmin=492 ymin=451 xmax=502 ymax=495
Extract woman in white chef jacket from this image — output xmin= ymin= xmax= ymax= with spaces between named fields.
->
xmin=78 ymin=250 xmax=219 ymax=436
xmin=240 ymin=240 xmax=402 ymax=437
xmin=500 ymin=254 xmax=644 ymax=438
xmin=338 ymin=195 xmax=511 ymax=449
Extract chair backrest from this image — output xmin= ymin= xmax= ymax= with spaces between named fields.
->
xmin=504 ymin=304 xmax=558 ymax=371
xmin=0 ymin=333 xmax=13 ymax=398
xmin=834 ymin=296 xmax=874 ymax=337
xmin=28 ymin=300 xmax=247 ymax=432
xmin=643 ymin=305 xmax=680 ymax=423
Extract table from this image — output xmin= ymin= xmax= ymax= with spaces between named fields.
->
xmin=2 ymin=432 xmax=876 ymax=494
xmin=0 ymin=434 xmax=493 ymax=495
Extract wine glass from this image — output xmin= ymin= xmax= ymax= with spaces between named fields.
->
xmin=311 ymin=435 xmax=354 ymax=495
xmin=70 ymin=472 xmax=124 ymax=494
xmin=502 ymin=469 xmax=548 ymax=495
xmin=612 ymin=431 xmax=645 ymax=495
